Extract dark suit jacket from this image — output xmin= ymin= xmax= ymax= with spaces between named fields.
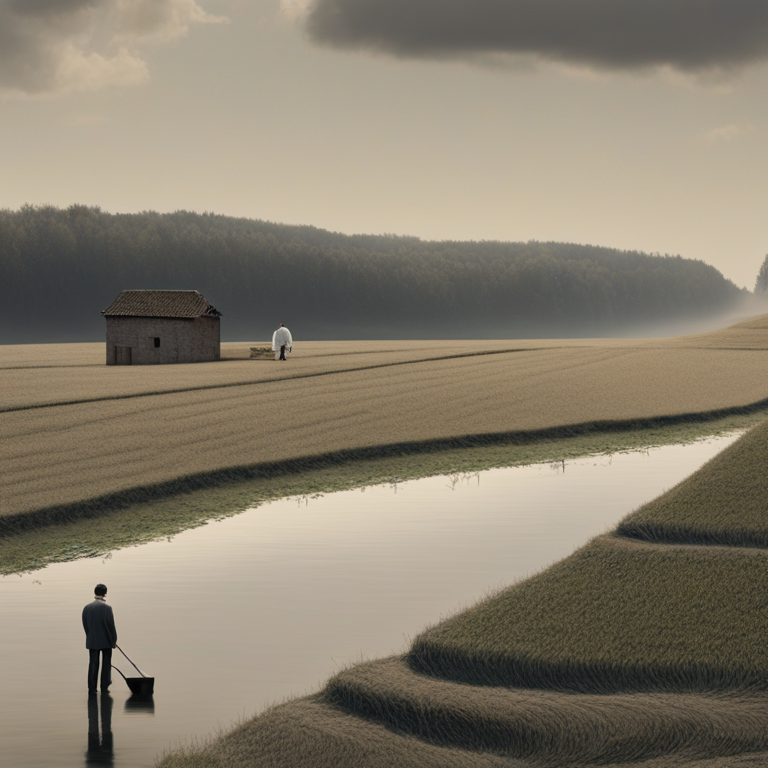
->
xmin=82 ymin=598 xmax=117 ymax=650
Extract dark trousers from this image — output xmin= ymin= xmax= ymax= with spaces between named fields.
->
xmin=88 ymin=648 xmax=112 ymax=693
xmin=279 ymin=344 xmax=286 ymax=360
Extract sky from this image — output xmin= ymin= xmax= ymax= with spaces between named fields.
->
xmin=1 ymin=0 xmax=767 ymax=289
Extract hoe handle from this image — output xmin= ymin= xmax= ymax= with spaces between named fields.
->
xmin=116 ymin=644 xmax=147 ymax=678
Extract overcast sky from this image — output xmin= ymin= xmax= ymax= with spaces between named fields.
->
xmin=1 ymin=0 xmax=767 ymax=288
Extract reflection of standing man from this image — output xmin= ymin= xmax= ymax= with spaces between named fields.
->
xmin=272 ymin=323 xmax=293 ymax=361
xmin=82 ymin=584 xmax=117 ymax=695
xmin=86 ymin=692 xmax=114 ymax=766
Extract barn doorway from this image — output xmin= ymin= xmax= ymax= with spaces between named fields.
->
xmin=115 ymin=346 xmax=132 ymax=365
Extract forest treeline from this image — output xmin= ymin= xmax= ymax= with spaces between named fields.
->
xmin=0 ymin=204 xmax=748 ymax=343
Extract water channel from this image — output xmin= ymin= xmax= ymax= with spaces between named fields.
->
xmin=0 ymin=433 xmax=742 ymax=767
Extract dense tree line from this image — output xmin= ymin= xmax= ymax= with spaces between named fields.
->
xmin=0 ymin=204 xmax=747 ymax=343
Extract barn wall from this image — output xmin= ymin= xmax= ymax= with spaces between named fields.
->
xmin=105 ymin=316 xmax=220 ymax=365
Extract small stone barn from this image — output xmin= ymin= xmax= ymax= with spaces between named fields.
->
xmin=103 ymin=290 xmax=221 ymax=365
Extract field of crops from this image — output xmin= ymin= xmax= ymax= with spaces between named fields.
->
xmin=151 ymin=314 xmax=768 ymax=767
xmin=4 ymin=314 xmax=768 ymax=534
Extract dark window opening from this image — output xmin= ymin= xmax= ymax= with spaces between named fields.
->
xmin=154 ymin=337 xmax=160 ymax=348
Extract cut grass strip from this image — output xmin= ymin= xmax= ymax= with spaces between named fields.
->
xmin=618 ymin=419 xmax=768 ymax=548
xmin=409 ymin=533 xmax=768 ymax=693
xmin=324 ymin=657 xmax=768 ymax=766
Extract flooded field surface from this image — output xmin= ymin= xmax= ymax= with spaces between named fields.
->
xmin=0 ymin=433 xmax=742 ymax=767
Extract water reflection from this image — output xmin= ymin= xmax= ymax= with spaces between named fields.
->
xmin=124 ymin=696 xmax=154 ymax=715
xmin=85 ymin=694 xmax=114 ymax=766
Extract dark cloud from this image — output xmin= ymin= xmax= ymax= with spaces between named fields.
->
xmin=304 ymin=0 xmax=768 ymax=71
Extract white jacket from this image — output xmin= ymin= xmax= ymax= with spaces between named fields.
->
xmin=272 ymin=327 xmax=293 ymax=350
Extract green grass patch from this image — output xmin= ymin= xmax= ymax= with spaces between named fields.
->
xmin=2 ymin=412 xmax=763 ymax=576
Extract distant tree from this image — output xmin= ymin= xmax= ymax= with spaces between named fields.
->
xmin=755 ymin=255 xmax=768 ymax=293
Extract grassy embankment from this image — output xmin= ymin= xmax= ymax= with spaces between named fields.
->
xmin=5 ymin=318 xmax=768 ymax=573
xmin=154 ymin=316 xmax=768 ymax=767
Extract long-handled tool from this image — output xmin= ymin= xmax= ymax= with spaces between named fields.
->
xmin=111 ymin=645 xmax=154 ymax=695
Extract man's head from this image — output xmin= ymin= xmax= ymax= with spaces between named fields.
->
xmin=94 ymin=584 xmax=107 ymax=597
xmin=280 ymin=323 xmax=285 ymax=327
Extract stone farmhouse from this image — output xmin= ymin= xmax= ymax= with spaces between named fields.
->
xmin=103 ymin=290 xmax=221 ymax=365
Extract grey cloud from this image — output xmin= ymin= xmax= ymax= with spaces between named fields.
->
xmin=0 ymin=2 xmax=87 ymax=94
xmin=304 ymin=0 xmax=768 ymax=71
xmin=8 ymin=0 xmax=97 ymax=17
xmin=0 ymin=0 xmax=224 ymax=96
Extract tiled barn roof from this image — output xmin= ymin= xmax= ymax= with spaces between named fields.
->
xmin=102 ymin=290 xmax=222 ymax=318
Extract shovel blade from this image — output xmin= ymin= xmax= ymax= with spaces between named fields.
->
xmin=126 ymin=677 xmax=154 ymax=696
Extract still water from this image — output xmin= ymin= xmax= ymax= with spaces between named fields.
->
xmin=0 ymin=434 xmax=742 ymax=767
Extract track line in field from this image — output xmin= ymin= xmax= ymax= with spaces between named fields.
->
xmin=0 ymin=347 xmax=547 ymax=414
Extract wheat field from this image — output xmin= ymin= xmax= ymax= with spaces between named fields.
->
xmin=4 ymin=315 xmax=768 ymax=533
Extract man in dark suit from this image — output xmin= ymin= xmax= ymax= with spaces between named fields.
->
xmin=82 ymin=583 xmax=118 ymax=695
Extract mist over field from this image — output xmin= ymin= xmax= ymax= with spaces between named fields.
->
xmin=0 ymin=205 xmax=750 ymax=344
